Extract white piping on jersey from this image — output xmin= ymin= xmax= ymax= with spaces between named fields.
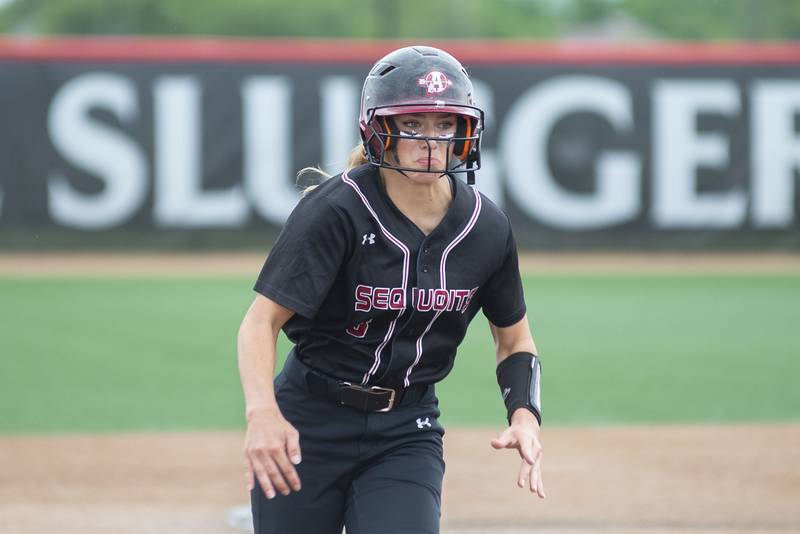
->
xmin=403 ymin=187 xmax=483 ymax=387
xmin=440 ymin=189 xmax=483 ymax=289
xmin=341 ymin=170 xmax=410 ymax=385
xmin=407 ymin=308 xmax=444 ymax=387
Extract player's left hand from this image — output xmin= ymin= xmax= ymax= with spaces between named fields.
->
xmin=490 ymin=408 xmax=545 ymax=499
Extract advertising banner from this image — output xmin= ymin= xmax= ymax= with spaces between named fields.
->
xmin=1 ymin=38 xmax=798 ymax=249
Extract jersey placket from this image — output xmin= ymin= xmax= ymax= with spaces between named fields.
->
xmin=382 ymin=187 xmax=482 ymax=388
xmin=382 ymin=239 xmax=441 ymax=385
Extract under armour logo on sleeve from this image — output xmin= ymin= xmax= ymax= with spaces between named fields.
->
xmin=416 ymin=417 xmax=432 ymax=429
xmin=362 ymin=233 xmax=376 ymax=245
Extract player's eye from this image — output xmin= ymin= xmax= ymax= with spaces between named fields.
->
xmin=402 ymin=120 xmax=421 ymax=131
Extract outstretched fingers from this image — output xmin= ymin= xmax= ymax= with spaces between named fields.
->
xmin=517 ymin=457 xmax=546 ymax=499
xmin=533 ymin=462 xmax=546 ymax=499
xmin=246 ymin=452 xmax=277 ymax=499
xmin=490 ymin=428 xmax=518 ymax=450
xmin=519 ymin=438 xmax=537 ymax=465
xmin=493 ymin=428 xmax=540 ymax=466
xmin=493 ymin=424 xmax=545 ymax=499
xmin=243 ymin=422 xmax=303 ymax=499
xmin=271 ymin=438 xmax=302 ymax=494
xmin=244 ymin=457 xmax=256 ymax=491
xmin=255 ymin=437 xmax=301 ymax=496
xmin=517 ymin=458 xmax=532 ymax=488
xmin=286 ymin=427 xmax=302 ymax=466
xmin=261 ymin=453 xmax=293 ymax=496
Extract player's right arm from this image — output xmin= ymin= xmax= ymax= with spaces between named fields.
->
xmin=237 ymin=294 xmax=300 ymax=499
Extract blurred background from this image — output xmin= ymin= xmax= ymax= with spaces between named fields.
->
xmin=3 ymin=0 xmax=800 ymax=40
xmin=1 ymin=1 xmax=799 ymax=533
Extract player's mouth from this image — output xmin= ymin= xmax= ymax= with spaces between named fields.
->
xmin=416 ymin=157 xmax=442 ymax=168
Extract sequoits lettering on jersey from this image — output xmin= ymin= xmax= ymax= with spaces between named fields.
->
xmin=354 ymin=284 xmax=478 ymax=313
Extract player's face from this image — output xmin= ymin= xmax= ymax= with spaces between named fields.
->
xmin=389 ymin=113 xmax=457 ymax=180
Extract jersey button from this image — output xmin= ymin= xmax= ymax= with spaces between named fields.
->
xmin=423 ymin=247 xmax=430 ymax=255
xmin=422 ymin=265 xmax=429 ymax=273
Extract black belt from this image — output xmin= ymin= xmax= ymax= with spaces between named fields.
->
xmin=296 ymin=358 xmax=430 ymax=412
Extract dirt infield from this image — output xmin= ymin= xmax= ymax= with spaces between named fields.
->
xmin=1 ymin=251 xmax=799 ymax=276
xmin=2 ymin=425 xmax=799 ymax=533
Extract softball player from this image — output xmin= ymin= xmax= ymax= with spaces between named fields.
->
xmin=237 ymin=45 xmax=544 ymax=534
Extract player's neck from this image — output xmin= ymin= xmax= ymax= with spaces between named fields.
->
xmin=380 ymin=169 xmax=453 ymax=235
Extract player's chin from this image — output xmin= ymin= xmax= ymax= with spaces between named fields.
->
xmin=404 ymin=167 xmax=448 ymax=183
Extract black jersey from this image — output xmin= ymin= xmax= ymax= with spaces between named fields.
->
xmin=255 ymin=164 xmax=526 ymax=388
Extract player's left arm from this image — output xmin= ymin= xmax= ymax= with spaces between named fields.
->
xmin=490 ymin=314 xmax=538 ymax=360
xmin=489 ymin=315 xmax=546 ymax=499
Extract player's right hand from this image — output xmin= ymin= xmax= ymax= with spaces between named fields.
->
xmin=243 ymin=407 xmax=302 ymax=499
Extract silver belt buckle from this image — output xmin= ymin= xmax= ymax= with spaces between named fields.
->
xmin=370 ymin=386 xmax=396 ymax=412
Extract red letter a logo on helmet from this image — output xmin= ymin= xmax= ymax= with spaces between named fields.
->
xmin=418 ymin=71 xmax=452 ymax=95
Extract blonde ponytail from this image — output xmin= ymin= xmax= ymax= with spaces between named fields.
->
xmin=346 ymin=145 xmax=369 ymax=169
xmin=296 ymin=144 xmax=369 ymax=196
xmin=297 ymin=166 xmax=330 ymax=196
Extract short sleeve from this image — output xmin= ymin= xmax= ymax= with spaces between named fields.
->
xmin=481 ymin=223 xmax=526 ymax=327
xmin=254 ymin=193 xmax=351 ymax=319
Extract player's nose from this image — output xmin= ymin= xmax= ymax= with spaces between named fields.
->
xmin=418 ymin=136 xmax=445 ymax=151
xmin=418 ymin=138 xmax=435 ymax=149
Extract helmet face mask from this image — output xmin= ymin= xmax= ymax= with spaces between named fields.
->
xmin=358 ymin=46 xmax=485 ymax=181
xmin=361 ymin=104 xmax=484 ymax=175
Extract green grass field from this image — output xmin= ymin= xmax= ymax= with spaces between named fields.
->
xmin=1 ymin=273 xmax=798 ymax=433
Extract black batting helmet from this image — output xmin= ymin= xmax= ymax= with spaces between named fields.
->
xmin=358 ymin=46 xmax=484 ymax=183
